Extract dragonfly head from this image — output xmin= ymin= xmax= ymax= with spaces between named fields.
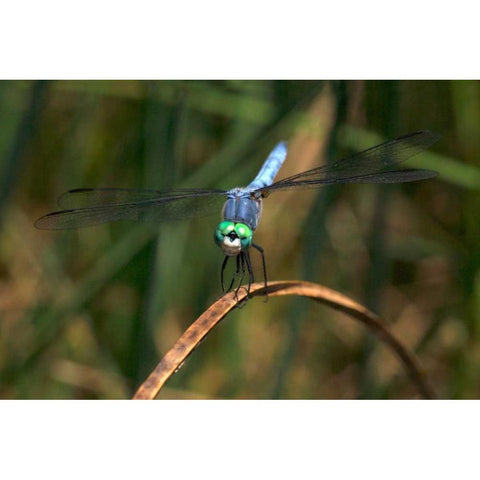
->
xmin=214 ymin=221 xmax=252 ymax=256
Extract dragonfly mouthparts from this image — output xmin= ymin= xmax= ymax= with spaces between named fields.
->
xmin=222 ymin=232 xmax=241 ymax=256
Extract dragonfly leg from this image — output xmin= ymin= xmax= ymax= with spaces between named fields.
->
xmin=221 ymin=255 xmax=230 ymax=293
xmin=234 ymin=253 xmax=246 ymax=301
xmin=244 ymin=249 xmax=254 ymax=298
xmin=252 ymin=242 xmax=268 ymax=301
xmin=224 ymin=254 xmax=241 ymax=293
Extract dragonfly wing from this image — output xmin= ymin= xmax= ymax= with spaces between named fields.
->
xmin=255 ymin=130 xmax=440 ymax=194
xmin=322 ymin=168 xmax=439 ymax=184
xmin=35 ymin=189 xmax=227 ymax=230
xmin=58 ymin=187 xmax=226 ymax=208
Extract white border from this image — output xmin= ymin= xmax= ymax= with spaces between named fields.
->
xmin=1 ymin=1 xmax=479 ymax=78
xmin=1 ymin=401 xmax=478 ymax=479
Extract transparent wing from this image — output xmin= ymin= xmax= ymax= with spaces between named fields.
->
xmin=57 ymin=187 xmax=226 ymax=208
xmin=255 ymin=130 xmax=440 ymax=195
xmin=35 ymin=188 xmax=227 ymax=230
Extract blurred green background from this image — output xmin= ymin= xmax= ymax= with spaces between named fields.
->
xmin=1 ymin=80 xmax=479 ymax=399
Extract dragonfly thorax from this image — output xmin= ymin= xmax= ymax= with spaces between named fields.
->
xmin=214 ymin=221 xmax=253 ymax=256
xmin=222 ymin=188 xmax=262 ymax=230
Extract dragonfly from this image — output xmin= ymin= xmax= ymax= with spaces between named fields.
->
xmin=35 ymin=130 xmax=440 ymax=299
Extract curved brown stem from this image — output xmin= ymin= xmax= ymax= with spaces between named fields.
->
xmin=133 ymin=280 xmax=436 ymax=400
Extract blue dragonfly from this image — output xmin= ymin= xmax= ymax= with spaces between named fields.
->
xmin=35 ymin=130 xmax=440 ymax=298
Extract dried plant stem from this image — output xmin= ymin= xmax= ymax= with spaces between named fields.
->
xmin=133 ymin=280 xmax=436 ymax=400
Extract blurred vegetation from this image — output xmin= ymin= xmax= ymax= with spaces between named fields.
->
xmin=0 ymin=80 xmax=478 ymax=399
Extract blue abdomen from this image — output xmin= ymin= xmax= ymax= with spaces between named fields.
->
xmin=247 ymin=141 xmax=288 ymax=191
xmin=221 ymin=141 xmax=287 ymax=230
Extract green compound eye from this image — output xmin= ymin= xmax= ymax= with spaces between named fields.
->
xmin=218 ymin=221 xmax=235 ymax=234
xmin=234 ymin=223 xmax=252 ymax=249
xmin=214 ymin=221 xmax=235 ymax=246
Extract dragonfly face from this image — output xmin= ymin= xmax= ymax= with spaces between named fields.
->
xmin=214 ymin=220 xmax=253 ymax=256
